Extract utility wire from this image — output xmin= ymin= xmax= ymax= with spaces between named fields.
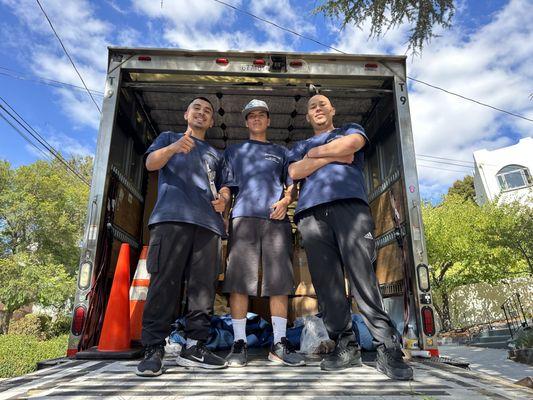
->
xmin=417 ymin=153 xmax=474 ymax=165
xmin=212 ymin=0 xmax=346 ymax=54
xmin=35 ymin=0 xmax=102 ymax=113
xmin=0 ymin=97 xmax=91 ymax=186
xmin=0 ymin=111 xmax=54 ymax=162
xmin=417 ymin=163 xmax=473 ymax=174
xmin=415 ymin=157 xmax=474 ymax=169
xmin=0 ymin=66 xmax=104 ymax=96
xmin=212 ymin=0 xmax=533 ymax=124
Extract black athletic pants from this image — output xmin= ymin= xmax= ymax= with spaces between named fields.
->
xmin=141 ymin=222 xmax=220 ymax=347
xmin=297 ymin=199 xmax=399 ymax=348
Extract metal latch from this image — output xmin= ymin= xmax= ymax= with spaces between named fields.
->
xmin=270 ymin=55 xmax=287 ymax=72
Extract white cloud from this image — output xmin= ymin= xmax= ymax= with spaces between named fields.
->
xmin=0 ymin=0 xmax=138 ymax=130
xmin=131 ymin=0 xmax=299 ymax=51
xmin=332 ymin=0 xmax=533 ymax=197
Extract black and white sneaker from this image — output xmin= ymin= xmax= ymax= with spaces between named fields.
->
xmin=226 ymin=339 xmax=248 ymax=367
xmin=376 ymin=344 xmax=413 ymax=380
xmin=177 ymin=342 xmax=228 ymax=369
xmin=268 ymin=337 xmax=306 ymax=366
xmin=320 ymin=335 xmax=362 ymax=371
xmin=135 ymin=344 xmax=164 ymax=377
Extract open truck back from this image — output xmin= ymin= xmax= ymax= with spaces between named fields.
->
xmin=1 ymin=48 xmax=532 ymax=400
xmin=68 ymin=48 xmax=438 ymax=357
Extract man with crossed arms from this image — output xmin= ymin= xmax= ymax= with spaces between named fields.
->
xmin=288 ymin=94 xmax=413 ymax=380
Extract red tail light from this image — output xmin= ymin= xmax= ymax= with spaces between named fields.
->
xmin=289 ymin=60 xmax=303 ymax=67
xmin=421 ymin=306 xmax=436 ymax=336
xmin=216 ymin=58 xmax=229 ymax=65
xmin=253 ymin=59 xmax=265 ymax=66
xmin=138 ymin=56 xmax=151 ymax=61
xmin=71 ymin=306 xmax=86 ymax=336
xmin=365 ymin=63 xmax=378 ymax=69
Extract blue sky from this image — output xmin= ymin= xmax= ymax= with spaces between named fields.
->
xmin=0 ymin=0 xmax=532 ymax=202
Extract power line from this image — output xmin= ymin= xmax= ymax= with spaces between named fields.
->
xmin=417 ymin=153 xmax=474 ymax=165
xmin=212 ymin=0 xmax=346 ymax=54
xmin=0 ymin=111 xmax=54 ymax=162
xmin=212 ymin=0 xmax=533 ymax=124
xmin=417 ymin=162 xmax=473 ymax=174
xmin=0 ymin=96 xmax=91 ymax=186
xmin=35 ymin=0 xmax=102 ymax=113
xmin=415 ymin=157 xmax=474 ymax=169
xmin=0 ymin=66 xmax=104 ymax=96
xmin=407 ymin=76 xmax=533 ymax=123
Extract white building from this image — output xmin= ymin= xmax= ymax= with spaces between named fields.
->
xmin=473 ymin=137 xmax=533 ymax=205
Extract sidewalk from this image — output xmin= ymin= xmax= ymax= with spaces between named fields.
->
xmin=439 ymin=344 xmax=533 ymax=383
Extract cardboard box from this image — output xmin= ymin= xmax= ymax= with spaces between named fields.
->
xmin=288 ymin=296 xmax=319 ymax=323
xmin=292 ymin=247 xmax=316 ymax=296
xmin=142 ymin=171 xmax=158 ymax=245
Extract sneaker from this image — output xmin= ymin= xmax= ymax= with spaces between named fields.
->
xmin=135 ymin=344 xmax=164 ymax=377
xmin=177 ymin=342 xmax=228 ymax=369
xmin=268 ymin=337 xmax=306 ymax=366
xmin=376 ymin=344 xmax=414 ymax=380
xmin=226 ymin=340 xmax=248 ymax=367
xmin=320 ymin=335 xmax=362 ymax=371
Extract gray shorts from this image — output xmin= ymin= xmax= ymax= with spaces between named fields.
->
xmin=223 ymin=217 xmax=294 ymax=297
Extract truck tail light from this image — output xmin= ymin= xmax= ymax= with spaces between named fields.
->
xmin=289 ymin=60 xmax=303 ymax=67
xmin=421 ymin=306 xmax=436 ymax=336
xmin=365 ymin=63 xmax=378 ymax=70
xmin=253 ymin=59 xmax=265 ymax=66
xmin=71 ymin=306 xmax=86 ymax=336
xmin=417 ymin=263 xmax=430 ymax=292
xmin=216 ymin=58 xmax=229 ymax=65
xmin=138 ymin=56 xmax=151 ymax=61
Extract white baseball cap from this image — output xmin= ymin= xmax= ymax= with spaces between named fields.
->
xmin=242 ymin=99 xmax=269 ymax=119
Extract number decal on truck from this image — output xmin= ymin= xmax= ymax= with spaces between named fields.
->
xmin=241 ymin=65 xmax=267 ymax=72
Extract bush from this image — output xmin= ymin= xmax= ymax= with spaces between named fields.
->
xmin=8 ymin=314 xmax=51 ymax=340
xmin=515 ymin=327 xmax=533 ymax=349
xmin=48 ymin=314 xmax=72 ymax=337
xmin=0 ymin=334 xmax=68 ymax=378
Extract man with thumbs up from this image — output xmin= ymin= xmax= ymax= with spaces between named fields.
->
xmin=136 ymin=97 xmax=228 ymax=376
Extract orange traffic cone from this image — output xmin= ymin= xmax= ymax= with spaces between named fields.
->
xmin=76 ymin=243 xmax=142 ymax=359
xmin=98 ymin=243 xmax=131 ymax=351
xmin=130 ymin=245 xmax=150 ymax=342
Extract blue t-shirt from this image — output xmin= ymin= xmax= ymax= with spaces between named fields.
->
xmin=145 ymin=131 xmax=225 ymax=237
xmin=222 ymin=140 xmax=293 ymax=220
xmin=288 ymin=123 xmax=369 ymax=216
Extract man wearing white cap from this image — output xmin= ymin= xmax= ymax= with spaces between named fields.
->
xmin=218 ymin=99 xmax=305 ymax=367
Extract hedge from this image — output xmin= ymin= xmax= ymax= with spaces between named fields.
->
xmin=0 ymin=334 xmax=68 ymax=378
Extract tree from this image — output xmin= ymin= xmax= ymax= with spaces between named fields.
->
xmin=0 ymin=157 xmax=92 ymax=273
xmin=484 ymin=199 xmax=533 ymax=275
xmin=422 ymin=195 xmax=522 ymax=330
xmin=0 ymin=252 xmax=75 ymax=333
xmin=447 ymin=175 xmax=475 ymax=202
xmin=315 ymin=0 xmax=455 ymax=53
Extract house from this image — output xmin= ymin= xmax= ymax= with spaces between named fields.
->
xmin=473 ymin=137 xmax=533 ymax=205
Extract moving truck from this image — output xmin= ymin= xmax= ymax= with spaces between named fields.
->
xmin=71 ymin=47 xmax=437 ymax=356
xmin=2 ymin=48 xmax=529 ymax=399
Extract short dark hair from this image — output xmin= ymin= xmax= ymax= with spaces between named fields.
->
xmin=191 ymin=96 xmax=214 ymax=112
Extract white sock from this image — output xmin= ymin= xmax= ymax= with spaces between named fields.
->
xmin=185 ymin=338 xmax=198 ymax=349
xmin=232 ymin=318 xmax=247 ymax=343
xmin=272 ymin=316 xmax=287 ymax=344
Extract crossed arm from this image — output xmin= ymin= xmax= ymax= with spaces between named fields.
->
xmin=288 ymin=134 xmax=366 ymax=180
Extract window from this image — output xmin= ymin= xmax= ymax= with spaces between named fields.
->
xmin=496 ymin=164 xmax=532 ymax=191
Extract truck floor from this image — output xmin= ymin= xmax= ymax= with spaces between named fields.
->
xmin=1 ymin=349 xmax=531 ymax=399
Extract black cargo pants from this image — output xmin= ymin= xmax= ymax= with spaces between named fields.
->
xmin=141 ymin=222 xmax=220 ymax=347
xmin=297 ymin=199 xmax=399 ymax=348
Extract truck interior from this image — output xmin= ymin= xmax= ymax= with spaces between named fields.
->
xmin=79 ymin=67 xmax=413 ymax=349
